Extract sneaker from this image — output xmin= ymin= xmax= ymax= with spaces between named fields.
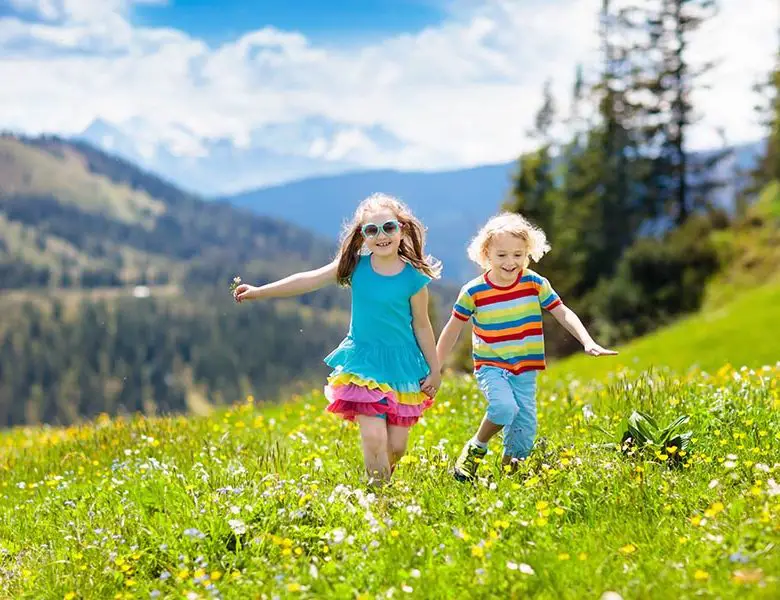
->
xmin=453 ymin=442 xmax=488 ymax=482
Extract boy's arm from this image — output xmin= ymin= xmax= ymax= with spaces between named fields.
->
xmin=548 ymin=304 xmax=617 ymax=356
xmin=436 ymin=315 xmax=467 ymax=367
xmin=236 ymin=259 xmax=339 ymax=301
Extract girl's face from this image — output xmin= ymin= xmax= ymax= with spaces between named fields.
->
xmin=361 ymin=208 xmax=403 ymax=258
xmin=486 ymin=232 xmax=528 ymax=284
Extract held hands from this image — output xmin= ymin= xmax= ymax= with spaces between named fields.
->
xmin=583 ymin=341 xmax=618 ymax=357
xmin=420 ymin=371 xmax=442 ymax=398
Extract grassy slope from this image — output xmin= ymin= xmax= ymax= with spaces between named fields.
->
xmin=0 ymin=138 xmax=164 ymax=224
xmin=703 ymin=181 xmax=780 ymax=309
xmin=547 ymin=282 xmax=780 ymax=382
xmin=1 ymin=367 xmax=777 ymax=599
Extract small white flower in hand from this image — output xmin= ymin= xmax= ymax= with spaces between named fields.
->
xmin=233 ymin=283 xmax=254 ymax=303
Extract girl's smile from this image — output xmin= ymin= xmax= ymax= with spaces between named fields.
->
xmin=362 ymin=209 xmax=403 ymax=258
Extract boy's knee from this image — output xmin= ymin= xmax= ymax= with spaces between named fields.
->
xmin=487 ymin=397 xmax=518 ymax=426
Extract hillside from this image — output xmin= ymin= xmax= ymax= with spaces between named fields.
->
xmin=0 ymin=134 xmax=353 ymax=427
xmin=0 ymin=134 xmax=339 ymax=290
xmin=702 ymin=180 xmax=780 ymax=308
xmin=547 ymin=281 xmax=780 ymax=381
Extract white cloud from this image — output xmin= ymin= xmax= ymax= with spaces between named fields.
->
xmin=0 ymin=0 xmax=776 ymax=173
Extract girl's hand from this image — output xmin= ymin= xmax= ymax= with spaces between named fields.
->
xmin=233 ymin=284 xmax=257 ymax=303
xmin=584 ymin=341 xmax=618 ymax=356
xmin=420 ymin=372 xmax=441 ymax=397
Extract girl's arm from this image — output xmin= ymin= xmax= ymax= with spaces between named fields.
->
xmin=436 ymin=315 xmax=467 ymax=367
xmin=234 ymin=259 xmax=339 ymax=302
xmin=410 ymin=287 xmax=441 ymax=394
xmin=548 ymin=304 xmax=617 ymax=356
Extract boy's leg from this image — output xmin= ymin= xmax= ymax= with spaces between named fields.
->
xmin=475 ymin=414 xmax=503 ymax=444
xmin=502 ymin=371 xmax=538 ymax=471
xmin=454 ymin=367 xmax=518 ymax=481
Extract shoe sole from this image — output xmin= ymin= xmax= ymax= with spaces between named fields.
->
xmin=452 ymin=469 xmax=474 ymax=483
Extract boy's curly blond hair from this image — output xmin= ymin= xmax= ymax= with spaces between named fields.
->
xmin=466 ymin=212 xmax=551 ymax=270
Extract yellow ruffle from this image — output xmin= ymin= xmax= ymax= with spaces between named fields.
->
xmin=326 ymin=372 xmax=428 ymax=405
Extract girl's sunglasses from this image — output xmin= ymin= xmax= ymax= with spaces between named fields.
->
xmin=361 ymin=219 xmax=401 ymax=239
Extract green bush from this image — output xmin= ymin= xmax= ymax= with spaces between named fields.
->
xmin=587 ymin=214 xmax=722 ymax=345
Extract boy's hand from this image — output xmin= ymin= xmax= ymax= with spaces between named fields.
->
xmin=420 ymin=372 xmax=441 ymax=397
xmin=233 ymin=284 xmax=257 ymax=303
xmin=584 ymin=341 xmax=618 ymax=356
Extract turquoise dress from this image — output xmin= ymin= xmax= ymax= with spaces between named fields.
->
xmin=324 ymin=254 xmax=434 ymax=427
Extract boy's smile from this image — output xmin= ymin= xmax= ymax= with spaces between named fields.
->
xmin=486 ymin=232 xmax=528 ymax=285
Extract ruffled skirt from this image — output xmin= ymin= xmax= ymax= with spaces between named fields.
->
xmin=323 ymin=337 xmax=434 ymax=428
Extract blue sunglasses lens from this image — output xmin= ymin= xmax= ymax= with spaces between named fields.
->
xmin=382 ymin=221 xmax=399 ymax=235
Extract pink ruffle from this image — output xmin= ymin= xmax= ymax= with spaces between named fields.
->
xmin=325 ymin=383 xmax=433 ymax=427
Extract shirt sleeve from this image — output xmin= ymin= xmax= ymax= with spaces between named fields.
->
xmin=539 ymin=276 xmax=562 ymax=311
xmin=409 ymin=267 xmax=432 ymax=296
xmin=452 ymin=285 xmax=475 ymax=321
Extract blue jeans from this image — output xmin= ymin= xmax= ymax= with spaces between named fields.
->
xmin=475 ymin=367 xmax=538 ymax=459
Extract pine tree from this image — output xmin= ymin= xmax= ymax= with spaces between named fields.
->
xmin=751 ymin=34 xmax=780 ymax=189
xmin=628 ymin=0 xmax=727 ymax=224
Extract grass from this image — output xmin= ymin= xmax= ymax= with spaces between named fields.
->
xmin=549 ymin=282 xmax=780 ymax=382
xmin=1 ymin=359 xmax=778 ymax=598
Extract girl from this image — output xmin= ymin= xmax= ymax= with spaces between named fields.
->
xmin=233 ymin=193 xmax=442 ymax=484
xmin=436 ymin=212 xmax=616 ymax=482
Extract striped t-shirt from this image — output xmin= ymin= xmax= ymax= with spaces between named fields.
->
xmin=452 ymin=269 xmax=562 ymax=374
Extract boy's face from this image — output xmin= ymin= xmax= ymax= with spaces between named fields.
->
xmin=486 ymin=232 xmax=528 ymax=283
xmin=361 ymin=209 xmax=403 ymax=258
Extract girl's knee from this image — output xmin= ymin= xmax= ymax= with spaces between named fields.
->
xmin=359 ymin=421 xmax=387 ymax=453
xmin=366 ymin=431 xmax=386 ymax=451
xmin=389 ymin=438 xmax=407 ymax=457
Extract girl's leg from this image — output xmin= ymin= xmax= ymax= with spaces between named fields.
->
xmin=355 ymin=414 xmax=391 ymax=484
xmin=387 ymin=424 xmax=410 ymax=471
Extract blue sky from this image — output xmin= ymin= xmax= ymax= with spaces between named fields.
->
xmin=131 ymin=0 xmax=445 ymax=46
xmin=0 ymin=0 xmax=777 ymax=189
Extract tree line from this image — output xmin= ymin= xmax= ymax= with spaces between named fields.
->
xmin=498 ymin=0 xmax=779 ymax=359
